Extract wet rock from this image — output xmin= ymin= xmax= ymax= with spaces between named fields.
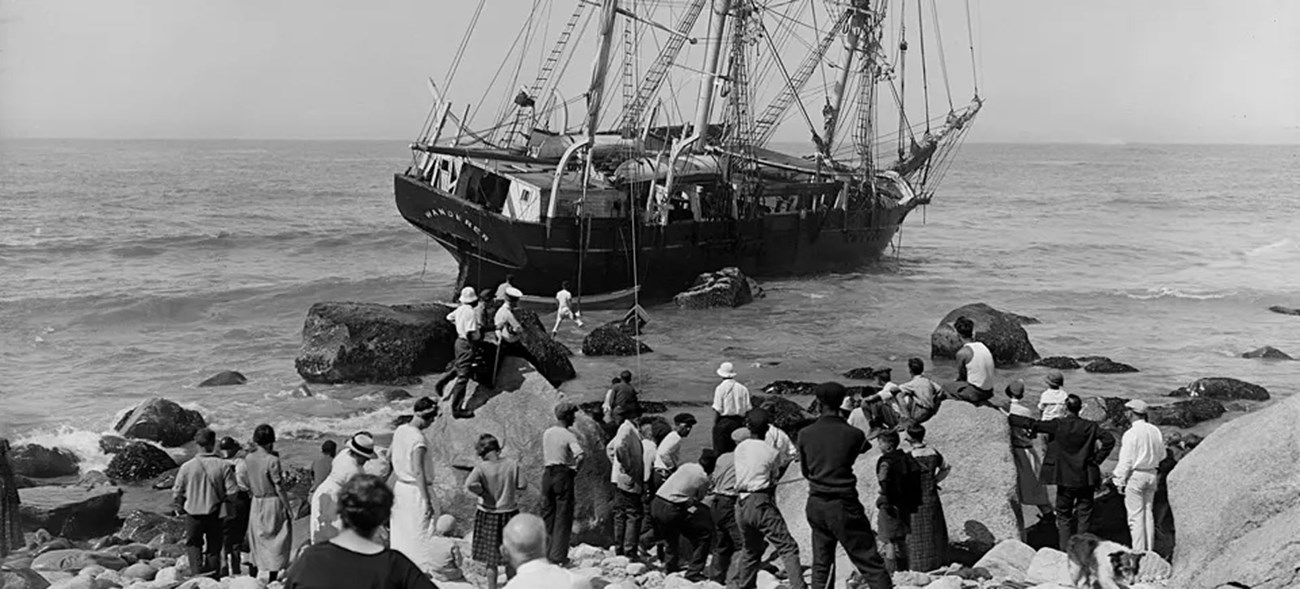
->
xmin=1074 ymin=355 xmax=1112 ymax=364
xmin=196 ymin=371 xmax=246 ymax=387
xmin=104 ymin=443 xmax=177 ymax=483
xmin=18 ymin=485 xmax=123 ymax=539
xmin=931 ymin=303 xmax=1040 ymax=367
xmin=760 ymin=381 xmax=820 ymax=397
xmin=294 ymin=301 xmax=459 ymax=385
xmin=1169 ymin=392 xmax=1300 ymax=588
xmin=118 ymin=511 xmax=187 ymax=546
xmin=0 ymin=567 xmax=50 ymax=589
xmin=1169 ymin=377 xmax=1270 ymax=402
xmin=841 ymin=367 xmax=892 ymax=382
xmin=1267 ymin=304 xmax=1300 ymax=316
xmin=9 ymin=445 xmax=80 ymax=479
xmin=149 ymin=472 xmax=175 ymax=491
xmin=381 ymin=389 xmax=412 ymax=401
xmin=113 ymin=398 xmax=207 ymax=448
xmin=1241 ymin=345 xmax=1294 ymax=360
xmin=31 ymin=551 xmax=126 ymax=573
xmin=1031 ymin=356 xmax=1080 ymax=370
xmin=1083 ymin=359 xmax=1140 ymax=373
xmin=581 ymin=322 xmax=652 ymax=357
xmin=1008 ymin=313 xmax=1040 ymax=325
xmin=750 ymin=395 xmax=817 ymax=435
xmin=484 ymin=306 xmax=576 ymax=386
xmin=423 ymin=356 xmax=612 ymax=545
xmin=577 ymin=400 xmax=667 ymax=419
xmin=96 ymin=436 xmax=128 ymax=456
xmin=673 ymin=267 xmax=756 ymax=309
xmin=1148 ymin=398 xmax=1226 ymax=428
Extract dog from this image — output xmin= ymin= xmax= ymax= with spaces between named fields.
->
xmin=1067 ymin=533 xmax=1144 ymax=589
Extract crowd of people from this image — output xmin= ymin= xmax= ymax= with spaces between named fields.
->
xmin=0 ymin=311 xmax=1168 ymax=589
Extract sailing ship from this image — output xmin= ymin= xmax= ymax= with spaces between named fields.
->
xmin=396 ymin=0 xmax=983 ymax=299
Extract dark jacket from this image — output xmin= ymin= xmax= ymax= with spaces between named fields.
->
xmin=1009 ymin=413 xmax=1116 ymax=488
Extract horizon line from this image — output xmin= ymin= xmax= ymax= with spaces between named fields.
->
xmin=2 ymin=136 xmax=1298 ymax=147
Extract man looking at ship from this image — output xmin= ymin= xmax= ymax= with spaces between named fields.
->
xmin=446 ymin=286 xmax=481 ymax=419
xmin=711 ymin=361 xmax=751 ymax=453
xmin=494 ymin=274 xmax=516 ymax=301
xmin=940 ymin=316 xmax=995 ymax=405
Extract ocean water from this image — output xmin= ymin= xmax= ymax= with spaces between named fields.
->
xmin=2 ymin=139 xmax=1298 ymax=470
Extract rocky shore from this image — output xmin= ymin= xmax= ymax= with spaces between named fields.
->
xmin=4 ymin=299 xmax=1291 ymax=589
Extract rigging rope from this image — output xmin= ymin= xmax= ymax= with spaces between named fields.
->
xmin=929 ymin=0 xmax=954 ymax=111
xmin=445 ymin=0 xmax=489 ymax=90
xmin=964 ymin=0 xmax=980 ymax=97
xmin=915 ymin=0 xmax=930 ymax=134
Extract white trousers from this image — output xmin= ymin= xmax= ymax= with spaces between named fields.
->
xmin=1125 ymin=470 xmax=1159 ymax=552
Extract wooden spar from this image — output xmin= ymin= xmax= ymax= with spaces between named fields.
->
xmin=824 ymin=3 xmax=871 ymax=152
xmin=691 ymin=0 xmax=731 ymax=144
xmin=410 ymin=144 xmax=559 ymax=165
xmin=585 ymin=0 xmax=620 ymax=144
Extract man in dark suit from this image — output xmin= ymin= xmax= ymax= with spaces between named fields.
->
xmin=1008 ymin=394 xmax=1116 ymax=550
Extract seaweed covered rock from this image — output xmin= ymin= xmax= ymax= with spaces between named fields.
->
xmin=931 ymin=303 xmax=1040 ymax=367
xmin=1267 ymin=304 xmax=1300 ymax=316
xmin=1148 ymin=398 xmax=1225 ymax=428
xmin=105 ymin=443 xmax=177 ymax=483
xmin=673 ymin=267 xmax=755 ymax=309
xmin=485 ymin=307 xmax=575 ymax=386
xmin=295 ymin=302 xmax=459 ymax=385
xmin=113 ymin=398 xmax=207 ymax=448
xmin=750 ymin=395 xmax=817 ymax=435
xmin=8 ymin=444 xmax=80 ymax=479
xmin=18 ymin=485 xmax=123 ymax=539
xmin=118 ymin=511 xmax=188 ymax=546
xmin=1083 ymin=359 xmax=1139 ymax=373
xmin=1032 ymin=356 xmax=1080 ymax=370
xmin=760 ymin=381 xmax=820 ymax=397
xmin=197 ymin=371 xmax=246 ymax=387
xmin=581 ymin=321 xmax=652 ymax=357
xmin=1168 ymin=377 xmax=1270 ymax=402
xmin=841 ymin=367 xmax=893 ymax=381
xmin=1241 ymin=346 xmax=1293 ymax=360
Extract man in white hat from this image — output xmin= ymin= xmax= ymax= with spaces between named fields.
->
xmin=1112 ymin=399 xmax=1166 ymax=552
xmin=494 ymin=287 xmax=525 ymax=348
xmin=711 ymin=361 xmax=751 ymax=453
xmin=446 ymin=286 xmax=482 ymax=418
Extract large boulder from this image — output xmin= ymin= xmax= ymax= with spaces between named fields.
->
xmin=777 ymin=402 xmax=1019 ymax=567
xmin=0 ymin=567 xmax=50 ymax=589
xmin=294 ymin=302 xmax=458 ymax=384
xmin=581 ymin=322 xmax=652 ymax=357
xmin=672 ymin=267 xmax=755 ymax=309
xmin=118 ymin=511 xmax=187 ymax=546
xmin=1168 ymin=392 xmax=1300 ymax=588
xmin=972 ymin=539 xmax=1036 ymax=582
xmin=750 ymin=395 xmax=816 ymax=436
xmin=1168 ymin=377 xmax=1270 ymax=402
xmin=1267 ymin=305 xmax=1300 ymax=316
xmin=196 ymin=371 xmax=246 ymax=387
xmin=104 ymin=443 xmax=177 ymax=483
xmin=1241 ymin=346 xmax=1293 ymax=360
xmin=1083 ymin=359 xmax=1139 ymax=373
xmin=1147 ymin=398 xmax=1225 ymax=428
xmin=113 ymin=398 xmax=207 ymax=448
xmin=8 ymin=445 xmax=80 ymax=479
xmin=930 ymin=303 xmax=1040 ymax=367
xmin=484 ymin=306 xmax=576 ymax=386
xmin=1031 ymin=356 xmax=1080 ymax=370
xmin=18 ymin=485 xmax=123 ymax=539
xmin=1079 ymin=396 xmax=1131 ymax=432
xmin=30 ymin=551 xmax=126 ymax=573
xmin=423 ymin=356 xmax=613 ymax=544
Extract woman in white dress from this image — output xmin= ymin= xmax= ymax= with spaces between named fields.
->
xmin=390 ymin=398 xmax=441 ymax=574
xmin=309 ymin=432 xmax=377 ymax=543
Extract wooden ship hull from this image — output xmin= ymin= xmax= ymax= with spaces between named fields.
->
xmin=396 ymin=169 xmax=916 ymax=298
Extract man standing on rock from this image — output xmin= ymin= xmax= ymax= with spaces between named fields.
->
xmin=711 ymin=361 xmax=751 ymax=453
xmin=608 ymin=370 xmax=639 ymax=425
xmin=174 ymin=427 xmax=239 ymax=576
xmin=494 ymin=287 xmax=526 ymax=372
xmin=606 ymin=402 xmax=646 ymax=559
xmin=1009 ymin=394 xmax=1116 ymax=550
xmin=797 ymin=382 xmax=893 ymax=589
xmin=542 ymin=401 xmax=586 ymax=566
xmin=940 ymin=316 xmax=995 ymax=405
xmin=446 ymin=286 xmax=482 ymax=419
xmin=733 ymin=409 xmax=806 ymax=589
xmin=1112 ymin=400 xmax=1165 ymax=553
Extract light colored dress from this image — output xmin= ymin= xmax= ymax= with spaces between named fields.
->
xmin=245 ymin=449 xmax=292 ymax=571
xmin=309 ymin=452 xmax=362 ymax=543
xmin=390 ymin=423 xmax=440 ymax=574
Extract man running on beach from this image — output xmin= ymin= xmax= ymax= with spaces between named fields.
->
xmin=941 ymin=316 xmax=995 ymax=404
xmin=551 ymin=280 xmax=584 ymax=335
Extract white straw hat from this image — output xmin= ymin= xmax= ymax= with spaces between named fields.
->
xmin=458 ymin=286 xmax=479 ymax=304
xmin=716 ymin=362 xmax=737 ymax=378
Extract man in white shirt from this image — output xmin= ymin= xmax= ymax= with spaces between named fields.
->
xmin=494 ymin=274 xmax=516 ymax=302
xmin=711 ymin=362 xmax=751 ymax=453
xmin=445 ymin=286 xmax=482 ymax=418
xmin=1038 ymin=371 xmax=1068 ymax=421
xmin=732 ymin=409 xmax=806 ymax=589
xmin=654 ymin=413 xmax=697 ymax=479
xmin=649 ymin=452 xmax=716 ymax=580
xmin=940 ymin=316 xmax=996 ymax=405
xmin=551 ymin=280 xmax=585 ymax=336
xmin=1112 ymin=400 xmax=1166 ymax=553
xmin=501 ymin=513 xmax=591 ymax=589
xmin=764 ymin=425 xmax=798 ymax=479
xmin=605 ymin=404 xmax=645 ymax=558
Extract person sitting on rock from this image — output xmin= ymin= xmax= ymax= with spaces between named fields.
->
xmin=428 ymin=515 xmax=466 ymax=584
xmin=446 ymin=286 xmax=483 ymax=419
xmin=939 ymin=316 xmax=996 ymax=405
xmin=649 ymin=450 xmax=716 ymax=581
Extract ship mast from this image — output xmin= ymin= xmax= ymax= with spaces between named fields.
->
xmin=691 ymin=0 xmax=732 ymax=146
xmin=585 ymin=0 xmax=621 ymax=144
xmin=822 ymin=0 xmax=874 ymax=157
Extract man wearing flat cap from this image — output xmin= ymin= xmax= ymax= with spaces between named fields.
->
xmin=1112 ymin=399 xmax=1165 ymax=552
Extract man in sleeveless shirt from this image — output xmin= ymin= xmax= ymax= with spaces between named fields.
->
xmin=940 ymin=316 xmax=995 ymax=405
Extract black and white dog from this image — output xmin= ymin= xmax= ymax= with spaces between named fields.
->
xmin=1067 ymin=533 xmax=1144 ymax=589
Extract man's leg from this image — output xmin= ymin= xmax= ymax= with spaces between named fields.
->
xmin=185 ymin=514 xmax=205 ymax=576
xmin=753 ymin=495 xmax=805 ymax=589
xmin=683 ymin=505 xmax=713 ymax=579
xmin=1138 ymin=474 xmax=1157 ymax=553
xmin=733 ymin=497 xmax=766 ymax=589
xmin=710 ymin=496 xmax=740 ymax=584
xmin=1055 ymin=486 xmax=1079 ymax=551
xmin=541 ymin=467 xmax=559 ymax=562
xmin=624 ymin=490 xmax=644 ymax=557
xmin=612 ymin=489 xmax=630 ymax=556
xmin=805 ymin=494 xmax=839 ymax=589
xmin=831 ymin=496 xmax=891 ymax=589
xmin=202 ymin=513 xmax=223 ymax=574
xmin=651 ymin=499 xmax=683 ymax=572
xmin=449 ymin=339 xmax=475 ymax=416
xmin=554 ymin=468 xmax=576 ymax=565
xmin=1075 ymin=485 xmax=1096 ymax=538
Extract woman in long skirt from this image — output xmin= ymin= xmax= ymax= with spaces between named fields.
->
xmin=246 ymin=425 xmax=293 ymax=581
xmin=0 ymin=438 xmax=22 ymax=558
xmin=390 ymin=398 xmax=440 ymax=574
xmin=905 ymin=424 xmax=951 ymax=572
xmin=309 ymin=432 xmax=376 ymax=543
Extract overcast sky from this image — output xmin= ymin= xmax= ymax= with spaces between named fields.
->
xmin=1 ymin=0 xmax=1296 ymax=143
